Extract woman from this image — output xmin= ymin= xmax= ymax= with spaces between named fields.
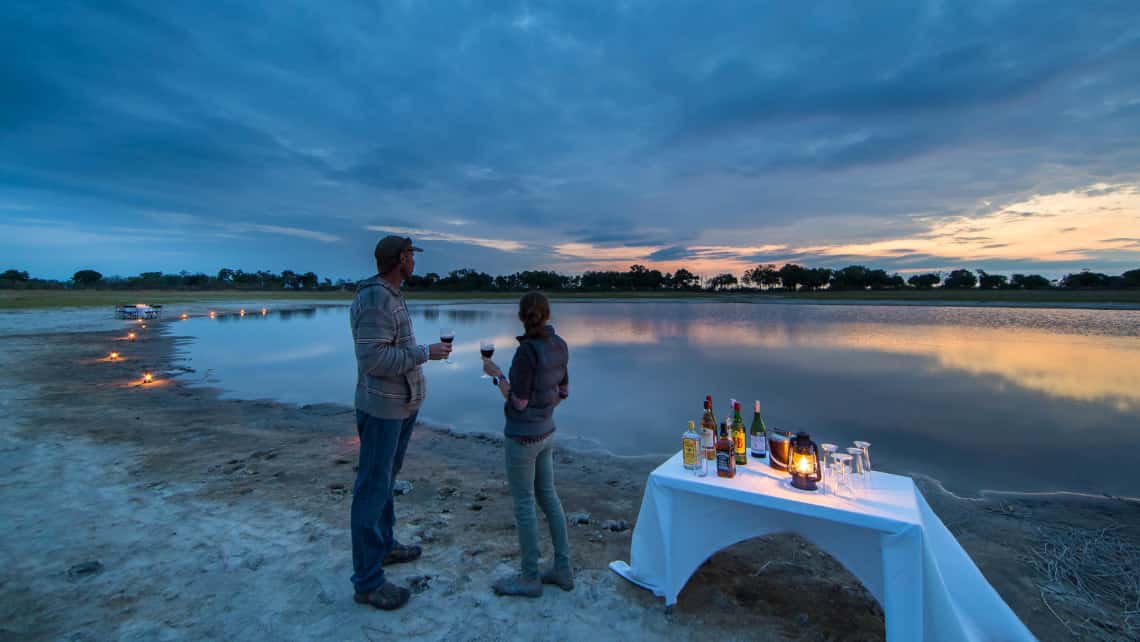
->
xmin=482 ymin=292 xmax=574 ymax=597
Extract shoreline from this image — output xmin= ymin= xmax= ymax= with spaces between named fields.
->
xmin=1 ymin=311 xmax=1137 ymax=640
xmin=4 ymin=288 xmax=1140 ymax=312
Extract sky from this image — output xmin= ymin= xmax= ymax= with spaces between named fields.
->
xmin=2 ymin=1 xmax=1139 ymax=281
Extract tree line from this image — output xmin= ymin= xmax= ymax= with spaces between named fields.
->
xmin=2 ymin=264 xmax=1138 ymax=292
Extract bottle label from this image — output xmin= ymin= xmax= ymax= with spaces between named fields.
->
xmin=716 ymin=449 xmax=736 ymax=477
xmin=682 ymin=437 xmax=699 ymax=468
xmin=733 ymin=431 xmax=745 ymax=454
xmin=751 ymin=433 xmax=767 ymax=457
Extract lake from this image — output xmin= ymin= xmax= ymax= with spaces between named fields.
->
xmin=173 ymin=300 xmax=1140 ymax=497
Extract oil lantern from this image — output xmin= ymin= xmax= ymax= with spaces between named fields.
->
xmin=789 ymin=432 xmax=822 ymax=491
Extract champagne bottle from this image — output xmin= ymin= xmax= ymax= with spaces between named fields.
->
xmin=732 ymin=400 xmax=747 ymax=465
xmin=750 ymin=400 xmax=768 ymax=459
xmin=716 ymin=416 xmax=736 ymax=478
xmin=701 ymin=396 xmax=717 ymax=460
xmin=682 ymin=420 xmax=700 ymax=470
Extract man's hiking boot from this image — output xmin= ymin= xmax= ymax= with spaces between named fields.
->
xmin=383 ymin=543 xmax=422 ymax=565
xmin=540 ymin=565 xmax=574 ymax=591
xmin=492 ymin=574 xmax=542 ymax=598
xmin=354 ymin=581 xmax=411 ymax=611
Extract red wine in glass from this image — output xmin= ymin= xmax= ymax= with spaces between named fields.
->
xmin=440 ymin=328 xmax=454 ymax=364
xmin=479 ymin=340 xmax=494 ymax=378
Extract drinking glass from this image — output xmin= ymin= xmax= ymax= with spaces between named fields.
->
xmin=853 ymin=440 xmax=872 ymax=488
xmin=820 ymin=443 xmax=838 ymax=494
xmin=698 ymin=447 xmax=713 ymax=477
xmin=479 ymin=339 xmax=495 ymax=379
xmin=847 ymin=447 xmax=868 ymax=492
xmin=440 ymin=327 xmax=455 ymax=364
xmin=832 ymin=453 xmax=856 ymax=499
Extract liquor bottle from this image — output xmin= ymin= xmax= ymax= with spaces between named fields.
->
xmin=750 ymin=400 xmax=768 ymax=459
xmin=682 ymin=420 xmax=700 ymax=470
xmin=716 ymin=417 xmax=736 ymax=478
xmin=700 ymin=396 xmax=717 ymax=460
xmin=732 ymin=400 xmax=748 ymax=466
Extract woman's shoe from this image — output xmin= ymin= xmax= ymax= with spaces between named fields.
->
xmin=540 ymin=565 xmax=574 ymax=591
xmin=492 ymin=574 xmax=542 ymax=597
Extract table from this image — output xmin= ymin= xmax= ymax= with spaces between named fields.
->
xmin=610 ymin=452 xmax=1035 ymax=642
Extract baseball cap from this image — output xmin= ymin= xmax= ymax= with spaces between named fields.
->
xmin=374 ymin=235 xmax=423 ymax=273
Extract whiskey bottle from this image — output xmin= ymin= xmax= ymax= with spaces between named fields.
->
xmin=701 ymin=396 xmax=717 ymax=460
xmin=716 ymin=417 xmax=736 ymax=478
xmin=732 ymin=400 xmax=748 ymax=466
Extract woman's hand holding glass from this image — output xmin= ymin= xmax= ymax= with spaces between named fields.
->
xmin=482 ymin=358 xmax=503 ymax=379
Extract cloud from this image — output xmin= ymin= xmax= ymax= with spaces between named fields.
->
xmin=646 ymin=246 xmax=693 ymax=261
xmin=365 ymin=226 xmax=524 ymax=252
xmin=2 ymin=2 xmax=1139 ymax=279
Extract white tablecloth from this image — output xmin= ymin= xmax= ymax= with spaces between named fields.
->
xmin=610 ymin=452 xmax=1035 ymax=642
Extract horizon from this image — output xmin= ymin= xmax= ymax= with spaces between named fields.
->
xmin=3 ymin=3 xmax=1139 ymax=281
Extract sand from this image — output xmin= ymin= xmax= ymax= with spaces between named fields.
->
xmin=1 ymin=310 xmax=1137 ymax=641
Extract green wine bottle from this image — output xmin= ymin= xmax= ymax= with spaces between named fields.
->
xmin=749 ymin=400 xmax=767 ymax=459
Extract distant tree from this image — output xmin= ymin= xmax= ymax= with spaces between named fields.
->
xmin=72 ymin=269 xmax=103 ymax=288
xmin=976 ymin=270 xmax=1008 ymax=290
xmin=299 ymin=271 xmax=319 ymax=290
xmin=802 ymin=267 xmax=833 ymax=291
xmin=943 ymin=269 xmax=977 ymax=289
xmin=671 ymin=268 xmax=699 ymax=290
xmin=907 ymin=273 xmax=941 ymax=289
xmin=743 ymin=264 xmax=781 ymax=290
xmin=1061 ymin=270 xmax=1111 ymax=288
xmin=2 ymin=269 xmax=29 ymax=281
xmin=217 ymin=268 xmax=235 ymax=286
xmin=778 ymin=263 xmax=807 ymax=291
xmin=706 ymin=273 xmax=738 ymax=291
xmin=830 ymin=265 xmax=871 ymax=290
xmin=1122 ymin=268 xmax=1140 ymax=288
xmin=1009 ymin=273 xmax=1051 ymax=289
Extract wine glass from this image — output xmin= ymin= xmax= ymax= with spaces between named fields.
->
xmin=440 ymin=327 xmax=454 ymax=364
xmin=479 ymin=339 xmax=495 ymax=379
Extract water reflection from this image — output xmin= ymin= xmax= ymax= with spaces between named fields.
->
xmin=176 ymin=301 xmax=1140 ymax=496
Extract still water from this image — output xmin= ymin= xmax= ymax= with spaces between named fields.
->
xmin=175 ymin=301 xmax=1140 ymax=497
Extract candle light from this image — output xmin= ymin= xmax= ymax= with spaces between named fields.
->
xmin=142 ymin=372 xmax=153 ymax=384
xmin=209 ymin=311 xmax=216 ymax=319
xmin=181 ymin=313 xmax=188 ymax=320
xmin=109 ymin=351 xmax=119 ymax=361
xmin=261 ymin=308 xmax=267 ymax=316
xmin=239 ymin=309 xmax=246 ymax=316
xmin=127 ymin=332 xmax=136 ymax=341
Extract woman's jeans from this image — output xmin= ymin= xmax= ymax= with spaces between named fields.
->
xmin=505 ymin=435 xmax=571 ymax=578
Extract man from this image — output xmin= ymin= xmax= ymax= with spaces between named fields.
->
xmin=349 ymin=235 xmax=451 ymax=610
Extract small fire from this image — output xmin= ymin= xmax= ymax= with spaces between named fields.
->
xmin=109 ymin=351 xmax=119 ymax=361
xmin=209 ymin=311 xmax=216 ymax=319
xmin=261 ymin=308 xmax=267 ymax=316
xmin=140 ymin=324 xmax=147 ymax=329
xmin=142 ymin=372 xmax=154 ymax=384
xmin=239 ymin=309 xmax=246 ymax=316
xmin=127 ymin=332 xmax=136 ymax=341
xmin=181 ymin=313 xmax=188 ymax=320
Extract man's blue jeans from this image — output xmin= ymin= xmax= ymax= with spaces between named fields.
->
xmin=350 ymin=410 xmax=417 ymax=594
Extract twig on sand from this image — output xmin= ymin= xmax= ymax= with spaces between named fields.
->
xmin=1039 ymin=588 xmax=1076 ymax=636
xmin=1026 ymin=522 xmax=1139 ymax=639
